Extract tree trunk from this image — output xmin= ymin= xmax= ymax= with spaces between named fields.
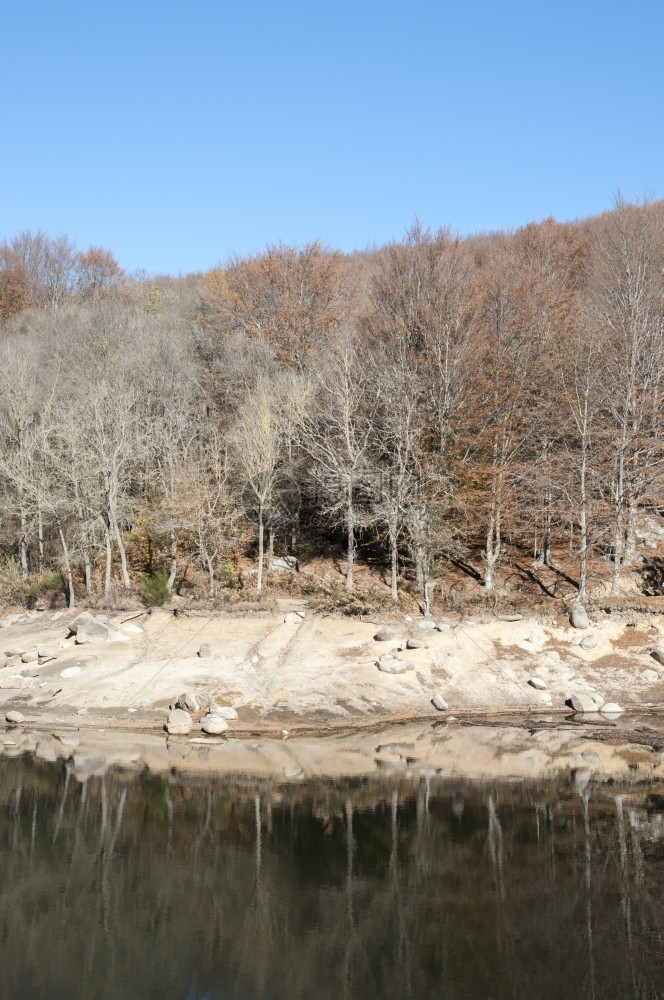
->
xmin=38 ymin=509 xmax=44 ymax=577
xmin=104 ymin=526 xmax=112 ymax=603
xmin=56 ymin=517 xmax=75 ymax=610
xmin=206 ymin=551 xmax=215 ymax=598
xmin=345 ymin=499 xmax=355 ymax=592
xmin=19 ymin=509 xmax=28 ymax=580
xmin=109 ymin=508 xmax=130 ymax=591
xmin=390 ymin=526 xmax=398 ymax=603
xmin=610 ymin=452 xmax=625 ymax=598
xmin=578 ymin=428 xmax=589 ymax=601
xmin=257 ymin=503 xmax=264 ymax=595
xmin=167 ymin=521 xmax=177 ymax=592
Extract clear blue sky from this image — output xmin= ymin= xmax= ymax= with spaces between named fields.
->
xmin=2 ymin=0 xmax=663 ymax=276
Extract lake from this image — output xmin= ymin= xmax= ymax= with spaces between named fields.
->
xmin=1 ymin=748 xmax=663 ymax=999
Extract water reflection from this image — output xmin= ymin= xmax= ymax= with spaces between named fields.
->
xmin=1 ymin=754 xmax=664 ymax=1000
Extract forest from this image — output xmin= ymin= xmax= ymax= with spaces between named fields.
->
xmin=1 ymin=197 xmax=663 ymax=612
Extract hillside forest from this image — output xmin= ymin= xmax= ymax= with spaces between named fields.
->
xmin=1 ymin=198 xmax=664 ymax=613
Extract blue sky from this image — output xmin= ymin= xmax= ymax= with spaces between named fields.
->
xmin=2 ymin=0 xmax=663 ymax=276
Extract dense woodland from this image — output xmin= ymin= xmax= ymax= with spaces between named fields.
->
xmin=1 ymin=198 xmax=664 ymax=611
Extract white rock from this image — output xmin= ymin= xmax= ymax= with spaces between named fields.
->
xmin=60 ymin=666 xmax=82 ymax=678
xmin=431 ymin=694 xmax=448 ymax=711
xmin=5 ymin=711 xmax=24 ymax=725
xmin=406 ymin=638 xmax=424 ymax=649
xmin=579 ymin=634 xmax=598 ymax=650
xmin=0 ymin=675 xmax=37 ymax=689
xmin=567 ymin=693 xmax=598 ymax=713
xmin=21 ymin=651 xmax=38 ymax=663
xmin=528 ymin=677 xmax=547 ymax=690
xmin=377 ymin=658 xmax=414 ymax=674
xmin=642 ymin=669 xmax=658 ymax=683
xmin=166 ymin=709 xmax=192 ymax=735
xmin=374 ymin=626 xmax=397 ymax=640
xmin=600 ymin=702 xmax=624 ymax=715
xmin=418 ymin=621 xmax=436 ymax=631
xmin=201 ymin=715 xmax=228 ymax=735
xmin=178 ymin=692 xmax=200 ymax=713
xmin=570 ymin=605 xmax=589 ymax=629
xmin=214 ymin=706 xmax=238 ymax=720
xmin=651 ymin=648 xmax=664 ymax=665
xmin=284 ymin=612 xmax=303 ymax=624
xmin=539 ymin=691 xmax=553 ymax=704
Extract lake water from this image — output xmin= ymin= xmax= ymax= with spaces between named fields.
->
xmin=1 ymin=752 xmax=663 ymax=999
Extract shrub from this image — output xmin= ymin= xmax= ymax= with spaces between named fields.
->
xmin=220 ymin=562 xmax=242 ymax=590
xmin=142 ymin=571 xmax=170 ymax=606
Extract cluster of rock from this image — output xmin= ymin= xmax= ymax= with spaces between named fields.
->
xmin=165 ymin=689 xmax=238 ymax=737
xmin=373 ymin=623 xmax=447 ymax=713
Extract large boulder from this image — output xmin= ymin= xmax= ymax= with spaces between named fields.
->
xmin=374 ymin=627 xmax=397 ymax=641
xmin=166 ymin=709 xmax=192 ymax=735
xmin=74 ymin=615 xmax=112 ymax=644
xmin=178 ymin=692 xmax=200 ymax=713
xmin=6 ymin=711 xmax=24 ymax=725
xmin=567 ymin=693 xmax=598 ymax=713
xmin=201 ymin=714 xmax=228 ymax=735
xmin=569 ymin=605 xmax=589 ymax=629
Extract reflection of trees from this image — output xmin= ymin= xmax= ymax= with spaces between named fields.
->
xmin=1 ymin=758 xmax=664 ymax=999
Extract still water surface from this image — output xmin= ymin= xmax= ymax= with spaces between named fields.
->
xmin=1 ymin=753 xmax=663 ymax=999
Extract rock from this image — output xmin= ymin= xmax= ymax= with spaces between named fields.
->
xmin=201 ymin=715 xmax=228 ymax=735
xmin=166 ymin=709 xmax=192 ymax=735
xmin=195 ymin=689 xmax=212 ymax=710
xmin=37 ymin=643 xmax=59 ymax=664
xmin=567 ymin=693 xmax=599 ymax=713
xmin=75 ymin=616 xmax=111 ymax=644
xmin=579 ymin=634 xmax=598 ymax=650
xmin=431 ymin=694 xmax=448 ymax=711
xmin=284 ymin=612 xmax=303 ymax=624
xmin=268 ymin=555 xmax=298 ymax=572
xmin=435 ymin=623 xmax=451 ymax=631
xmin=570 ymin=605 xmax=589 ymax=629
xmin=68 ymin=611 xmax=93 ymax=634
xmin=178 ymin=692 xmax=200 ymax=713
xmin=214 ymin=706 xmax=238 ymax=720
xmin=5 ymin=711 xmax=24 ymax=725
xmin=406 ymin=638 xmax=424 ymax=649
xmin=21 ymin=651 xmax=38 ymax=663
xmin=60 ymin=666 xmax=82 ymax=678
xmin=496 ymin=613 xmax=523 ymax=621
xmin=528 ymin=677 xmax=547 ymax=690
xmin=600 ymin=702 xmax=624 ymax=715
xmin=0 ymin=675 xmax=36 ymax=689
xmin=197 ymin=642 xmax=211 ymax=658
xmin=587 ymin=692 xmax=605 ymax=709
xmin=374 ymin=627 xmax=397 ymax=641
xmin=651 ymin=648 xmax=664 ymax=665
xmin=1 ymin=614 xmax=23 ymax=629
xmin=418 ymin=621 xmax=436 ymax=631
xmin=377 ymin=658 xmax=414 ymax=674
xmin=4 ymin=647 xmax=25 ymax=658
xmin=539 ymin=691 xmax=553 ymax=704
xmin=642 ymin=669 xmax=659 ymax=683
